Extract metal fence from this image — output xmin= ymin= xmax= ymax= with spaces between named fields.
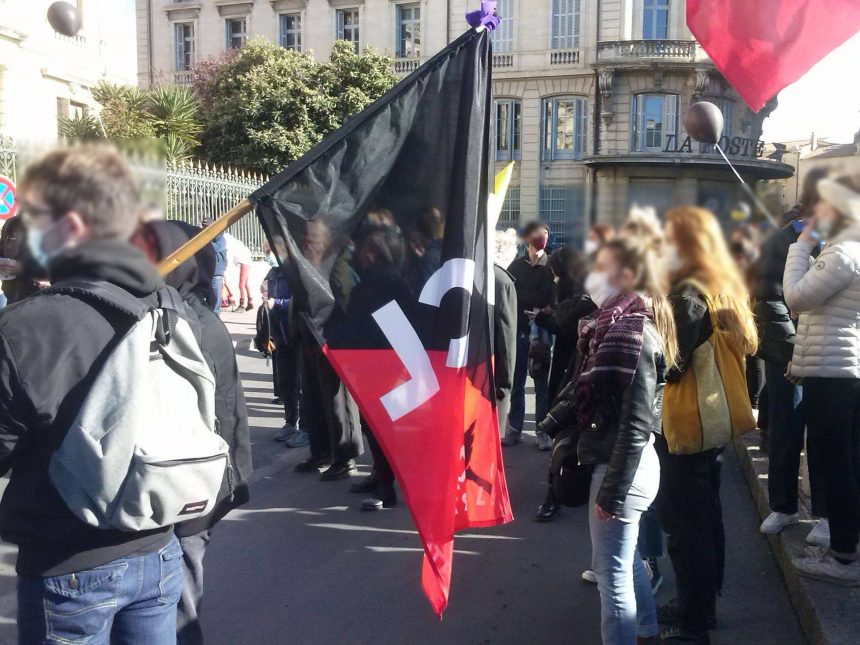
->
xmin=0 ymin=135 xmax=270 ymax=256
xmin=164 ymin=160 xmax=268 ymax=256
xmin=0 ymin=134 xmax=16 ymax=181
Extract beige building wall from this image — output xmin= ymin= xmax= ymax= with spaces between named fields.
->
xmin=0 ymin=0 xmax=137 ymax=143
xmin=137 ymin=0 xmax=792 ymax=243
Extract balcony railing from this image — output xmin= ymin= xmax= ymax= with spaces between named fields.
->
xmin=492 ymin=52 xmax=514 ymax=69
xmin=53 ymin=31 xmax=87 ymax=47
xmin=174 ymin=71 xmax=194 ymax=86
xmin=597 ymin=40 xmax=697 ymax=62
xmin=393 ymin=58 xmax=421 ymax=75
xmin=549 ymin=49 xmax=581 ymax=66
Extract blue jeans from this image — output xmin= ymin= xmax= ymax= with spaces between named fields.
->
xmin=509 ymin=332 xmax=550 ymax=432
xmin=590 ymin=438 xmax=660 ymax=644
xmin=18 ymin=535 xmax=184 ymax=645
xmin=209 ymin=276 xmax=224 ymax=313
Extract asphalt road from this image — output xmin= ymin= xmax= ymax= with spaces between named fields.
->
xmin=196 ymin=336 xmax=806 ymax=645
xmin=0 ymin=312 xmax=807 ymax=644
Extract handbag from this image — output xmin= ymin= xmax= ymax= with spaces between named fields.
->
xmin=663 ymin=282 xmax=756 ymax=455
xmin=549 ymin=427 xmax=593 ymax=508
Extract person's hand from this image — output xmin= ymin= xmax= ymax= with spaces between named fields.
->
xmin=540 ymin=305 xmax=553 ymax=315
xmin=0 ymin=258 xmax=19 ymax=278
xmin=267 ymin=298 xmax=276 ymax=310
xmin=785 ymin=362 xmax=802 ymax=385
xmin=594 ymin=504 xmax=615 ymax=522
xmin=798 ymin=218 xmax=817 ymax=245
xmin=524 ymin=308 xmax=538 ymax=322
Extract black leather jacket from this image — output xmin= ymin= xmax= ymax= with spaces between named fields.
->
xmin=576 ymin=321 xmax=666 ymax=515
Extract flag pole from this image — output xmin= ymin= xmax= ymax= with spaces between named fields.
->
xmin=157 ymin=198 xmax=254 ymax=277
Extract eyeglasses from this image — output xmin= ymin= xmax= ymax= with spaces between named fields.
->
xmin=18 ymin=205 xmax=63 ymax=228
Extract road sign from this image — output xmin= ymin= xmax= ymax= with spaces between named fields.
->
xmin=0 ymin=175 xmax=16 ymax=221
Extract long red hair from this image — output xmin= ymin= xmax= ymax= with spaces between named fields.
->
xmin=665 ymin=206 xmax=758 ymax=356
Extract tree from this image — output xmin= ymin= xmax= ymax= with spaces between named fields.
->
xmin=195 ymin=39 xmax=397 ymax=174
xmin=66 ymin=81 xmax=203 ymax=161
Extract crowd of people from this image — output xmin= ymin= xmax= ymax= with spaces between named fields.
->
xmin=0 ymin=143 xmax=857 ymax=645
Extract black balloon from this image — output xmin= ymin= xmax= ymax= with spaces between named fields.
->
xmin=684 ymin=101 xmax=724 ymax=144
xmin=47 ymin=1 xmax=82 ymax=37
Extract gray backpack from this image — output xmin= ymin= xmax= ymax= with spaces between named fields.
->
xmin=47 ymin=281 xmax=231 ymax=531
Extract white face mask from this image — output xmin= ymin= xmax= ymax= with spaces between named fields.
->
xmin=584 ymin=271 xmax=618 ymax=308
xmin=584 ymin=239 xmax=599 ymax=255
xmin=663 ymin=244 xmax=684 ymax=273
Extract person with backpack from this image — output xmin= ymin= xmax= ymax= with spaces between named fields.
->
xmin=0 ymin=146 xmax=204 ymax=644
xmin=131 ymin=219 xmax=253 ymax=643
xmin=657 ymin=206 xmax=758 ymax=644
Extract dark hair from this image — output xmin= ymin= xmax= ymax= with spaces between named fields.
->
xmin=548 ymin=246 xmax=587 ymax=299
xmin=521 ymin=220 xmax=549 ymax=238
xmin=799 ymin=167 xmax=829 ymax=217
xmin=356 ymin=223 xmax=405 ymax=269
xmin=19 ymin=144 xmax=140 ymax=241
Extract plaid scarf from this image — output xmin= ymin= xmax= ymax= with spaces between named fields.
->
xmin=574 ymin=293 xmax=650 ymax=431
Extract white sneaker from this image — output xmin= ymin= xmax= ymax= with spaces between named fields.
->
xmin=760 ymin=511 xmax=799 ymax=534
xmin=806 ymin=519 xmax=831 ymax=547
xmin=581 ymin=569 xmax=597 ymax=584
xmin=793 ymin=550 xmax=860 ymax=586
xmin=274 ymin=424 xmax=298 ymax=442
xmin=536 ymin=431 xmax=552 ymax=451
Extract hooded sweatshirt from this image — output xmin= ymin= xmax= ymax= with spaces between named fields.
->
xmin=0 ymin=240 xmax=173 ymax=576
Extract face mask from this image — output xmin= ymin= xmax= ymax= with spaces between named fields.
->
xmin=663 ymin=244 xmax=684 ymax=273
xmin=530 ymin=236 xmax=548 ymax=251
xmin=815 ymin=218 xmax=834 ymax=239
xmin=584 ymin=240 xmax=599 ymax=255
xmin=264 ymin=252 xmax=278 ymax=267
xmin=584 ymin=271 xmax=618 ymax=308
xmin=26 ymin=217 xmax=68 ymax=269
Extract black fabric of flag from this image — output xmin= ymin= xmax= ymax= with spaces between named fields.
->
xmin=251 ymin=28 xmax=512 ymax=617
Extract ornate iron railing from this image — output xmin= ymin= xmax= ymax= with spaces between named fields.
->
xmin=597 ymin=40 xmax=697 ymax=62
xmin=492 ymin=52 xmax=514 ymax=68
xmin=165 ymin=160 xmax=268 ymax=256
xmin=174 ymin=71 xmax=195 ymax=86
xmin=0 ymin=133 xmax=16 ymax=181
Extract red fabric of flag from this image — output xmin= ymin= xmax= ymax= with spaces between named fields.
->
xmin=687 ymin=0 xmax=860 ymax=112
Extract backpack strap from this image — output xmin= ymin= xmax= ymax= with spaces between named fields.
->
xmin=44 ymin=279 xmax=156 ymax=321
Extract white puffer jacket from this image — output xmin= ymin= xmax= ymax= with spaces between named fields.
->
xmin=783 ymin=226 xmax=860 ymax=378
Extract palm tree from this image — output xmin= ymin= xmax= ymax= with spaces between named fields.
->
xmin=147 ymin=85 xmax=202 ymax=160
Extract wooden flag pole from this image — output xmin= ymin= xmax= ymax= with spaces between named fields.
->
xmin=157 ymin=198 xmax=254 ymax=277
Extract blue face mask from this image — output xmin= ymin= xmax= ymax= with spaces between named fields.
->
xmin=264 ymin=253 xmax=278 ymax=268
xmin=26 ymin=217 xmax=66 ymax=268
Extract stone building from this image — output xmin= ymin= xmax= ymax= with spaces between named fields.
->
xmin=0 ymin=0 xmax=136 ymax=143
xmin=135 ymin=0 xmax=793 ymax=243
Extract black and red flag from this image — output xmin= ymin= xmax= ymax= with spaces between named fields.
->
xmin=251 ymin=26 xmax=512 ymax=616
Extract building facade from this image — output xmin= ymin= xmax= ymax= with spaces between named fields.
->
xmin=0 ymin=0 xmax=137 ymax=143
xmin=136 ymin=0 xmax=793 ymax=244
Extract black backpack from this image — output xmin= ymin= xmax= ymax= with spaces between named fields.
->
xmin=254 ymin=304 xmax=274 ymax=357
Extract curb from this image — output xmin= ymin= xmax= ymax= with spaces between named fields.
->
xmin=733 ymin=433 xmax=860 ymax=645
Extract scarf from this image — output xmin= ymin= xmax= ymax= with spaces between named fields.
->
xmin=574 ymin=293 xmax=650 ymax=431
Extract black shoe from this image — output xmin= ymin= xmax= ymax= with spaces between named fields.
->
xmin=361 ymin=484 xmax=397 ymax=511
xmin=294 ymin=456 xmax=330 ymax=473
xmin=535 ymin=502 xmax=561 ymax=522
xmin=658 ymin=599 xmax=716 ymax=630
xmin=320 ymin=460 xmax=357 ymax=481
xmin=245 ymin=303 xmax=255 ymax=312
xmin=661 ymin=625 xmax=711 ymax=644
xmin=350 ymin=472 xmax=379 ymax=493
xmin=500 ymin=430 xmax=522 ymax=446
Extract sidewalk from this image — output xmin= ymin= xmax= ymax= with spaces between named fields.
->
xmin=734 ymin=433 xmax=860 ymax=645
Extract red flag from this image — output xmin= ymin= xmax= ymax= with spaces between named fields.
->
xmin=687 ymin=0 xmax=860 ymax=111
xmin=253 ymin=28 xmax=512 ymax=617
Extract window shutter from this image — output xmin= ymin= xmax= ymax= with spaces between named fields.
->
xmin=174 ymin=24 xmax=183 ymax=70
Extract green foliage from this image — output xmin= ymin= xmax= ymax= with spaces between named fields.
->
xmin=195 ymin=38 xmax=397 ymax=174
xmin=67 ymin=81 xmax=202 ymax=161
xmin=58 ymin=113 xmax=103 ymax=141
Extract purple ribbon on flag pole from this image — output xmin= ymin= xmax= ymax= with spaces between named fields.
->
xmin=466 ymin=1 xmax=500 ymax=31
